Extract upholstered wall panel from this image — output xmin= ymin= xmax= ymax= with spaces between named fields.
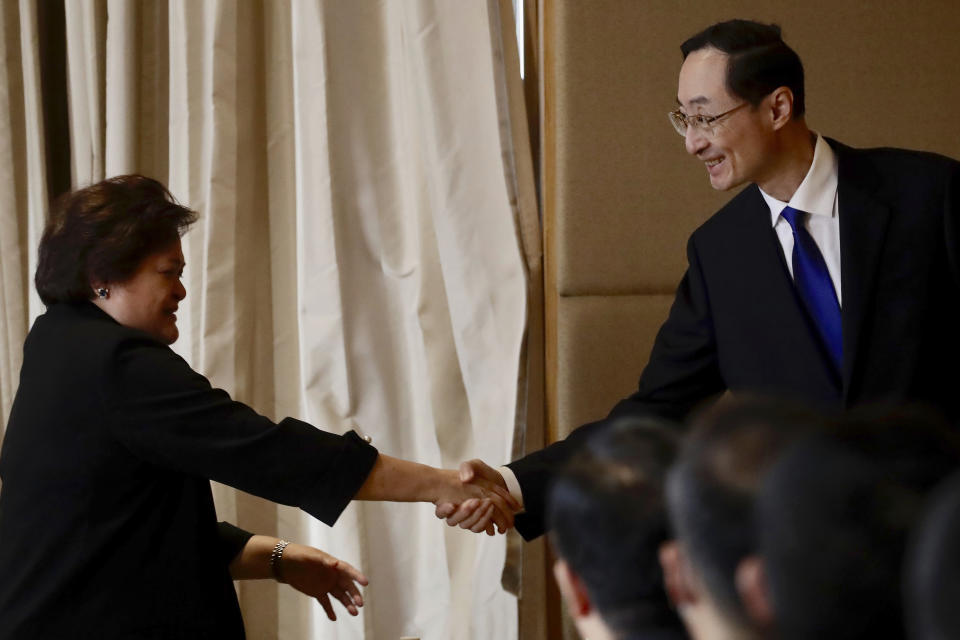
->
xmin=555 ymin=294 xmax=674 ymax=437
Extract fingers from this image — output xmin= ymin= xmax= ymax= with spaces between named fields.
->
xmin=442 ymin=498 xmax=483 ymax=526
xmin=487 ymin=482 xmax=521 ymax=512
xmin=333 ymin=587 xmax=359 ymax=616
xmin=438 ymin=460 xmax=519 ymax=535
xmin=456 ymin=501 xmax=495 ymax=533
xmin=483 ymin=493 xmax=515 ymax=532
xmin=333 ymin=557 xmax=369 ymax=587
xmin=344 ymin=578 xmax=364 ymax=607
xmin=318 ymin=593 xmax=336 ymax=621
xmin=435 ymin=502 xmax=457 ymax=519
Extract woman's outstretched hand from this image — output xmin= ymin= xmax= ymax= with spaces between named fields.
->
xmin=281 ymin=543 xmax=368 ymax=621
xmin=229 ymin=535 xmax=368 ymax=621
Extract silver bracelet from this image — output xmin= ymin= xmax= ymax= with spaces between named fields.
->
xmin=269 ymin=540 xmax=290 ymax=583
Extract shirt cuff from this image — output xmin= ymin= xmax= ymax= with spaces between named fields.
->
xmin=498 ymin=465 xmax=525 ymax=512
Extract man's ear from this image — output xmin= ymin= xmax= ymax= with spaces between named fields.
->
xmin=736 ymin=555 xmax=775 ymax=628
xmin=553 ymin=558 xmax=593 ymax=618
xmin=768 ymin=86 xmax=795 ymax=130
xmin=659 ymin=540 xmax=698 ymax=607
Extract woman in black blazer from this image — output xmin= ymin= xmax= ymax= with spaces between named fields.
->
xmin=0 ymin=175 xmax=517 ymax=638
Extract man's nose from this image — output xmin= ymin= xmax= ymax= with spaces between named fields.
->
xmin=174 ymin=280 xmax=186 ymax=301
xmin=685 ymin=126 xmax=708 ymax=156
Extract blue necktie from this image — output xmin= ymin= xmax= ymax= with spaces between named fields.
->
xmin=780 ymin=206 xmax=842 ymax=372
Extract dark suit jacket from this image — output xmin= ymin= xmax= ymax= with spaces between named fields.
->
xmin=510 ymin=139 xmax=960 ymax=539
xmin=0 ymin=302 xmax=379 ymax=638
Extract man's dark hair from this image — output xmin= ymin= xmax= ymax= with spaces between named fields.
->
xmin=758 ymin=405 xmax=960 ymax=640
xmin=548 ymin=417 xmax=687 ymax=640
xmin=681 ymin=20 xmax=805 ymax=118
xmin=666 ymin=397 xmax=820 ymax=627
xmin=35 ymin=175 xmax=197 ymax=306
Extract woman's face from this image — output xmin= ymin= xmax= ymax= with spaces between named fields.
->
xmin=96 ymin=240 xmax=186 ymax=344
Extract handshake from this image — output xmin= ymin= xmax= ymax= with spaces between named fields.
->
xmin=433 ymin=460 xmax=520 ymax=536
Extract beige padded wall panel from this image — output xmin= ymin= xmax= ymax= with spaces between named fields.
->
xmin=551 ymin=1 xmax=728 ymax=297
xmin=552 ymin=0 xmax=960 ymax=298
xmin=555 ymin=294 xmax=674 ymax=437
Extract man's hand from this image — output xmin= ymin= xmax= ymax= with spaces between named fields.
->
xmin=434 ymin=459 xmax=518 ymax=535
xmin=281 ymin=543 xmax=368 ymax=621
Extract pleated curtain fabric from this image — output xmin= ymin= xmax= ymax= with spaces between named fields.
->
xmin=0 ymin=1 xmax=538 ymax=638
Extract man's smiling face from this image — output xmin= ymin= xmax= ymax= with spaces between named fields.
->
xmin=677 ymin=47 xmax=777 ymax=192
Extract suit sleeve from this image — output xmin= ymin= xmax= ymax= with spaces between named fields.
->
xmin=944 ymin=159 xmax=960 ymax=286
xmin=103 ymin=340 xmax=379 ymax=526
xmin=509 ymin=235 xmax=725 ymax=539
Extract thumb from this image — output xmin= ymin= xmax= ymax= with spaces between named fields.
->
xmin=435 ymin=502 xmax=457 ymax=518
xmin=459 ymin=459 xmax=481 ymax=482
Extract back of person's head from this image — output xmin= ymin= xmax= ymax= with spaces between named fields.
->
xmin=35 ymin=175 xmax=197 ymax=306
xmin=680 ymin=20 xmax=805 ymax=118
xmin=906 ymin=470 xmax=960 ymax=640
xmin=548 ymin=417 xmax=687 ymax=639
xmin=666 ymin=396 xmax=820 ymax=631
xmin=758 ymin=405 xmax=960 ymax=640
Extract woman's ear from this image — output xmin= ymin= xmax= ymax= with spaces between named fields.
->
xmin=736 ymin=554 xmax=775 ymax=628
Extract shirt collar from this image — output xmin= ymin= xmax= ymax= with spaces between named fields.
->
xmin=760 ymin=134 xmax=839 ymax=226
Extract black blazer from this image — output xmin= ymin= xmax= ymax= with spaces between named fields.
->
xmin=0 ymin=302 xmax=378 ymax=638
xmin=510 ymin=140 xmax=960 ymax=539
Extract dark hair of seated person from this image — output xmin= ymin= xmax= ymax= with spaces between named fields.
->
xmin=547 ymin=417 xmax=688 ymax=640
xmin=35 ymin=174 xmax=197 ymax=306
xmin=757 ymin=404 xmax=960 ymax=640
xmin=666 ymin=396 xmax=820 ymax=629
xmin=906 ymin=469 xmax=960 ymax=640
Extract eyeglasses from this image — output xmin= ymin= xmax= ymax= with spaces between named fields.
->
xmin=668 ymin=103 xmax=747 ymax=137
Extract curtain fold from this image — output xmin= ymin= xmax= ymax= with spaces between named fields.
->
xmin=0 ymin=0 xmax=49 ymax=433
xmin=0 ymin=2 xmax=538 ymax=637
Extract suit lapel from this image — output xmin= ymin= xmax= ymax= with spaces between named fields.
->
xmin=832 ymin=141 xmax=892 ymax=395
xmin=736 ymin=185 xmax=842 ymax=390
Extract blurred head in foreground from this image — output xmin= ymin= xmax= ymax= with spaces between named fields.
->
xmin=548 ymin=418 xmax=687 ymax=640
xmin=661 ymin=397 xmax=819 ymax=640
xmin=757 ymin=405 xmax=960 ymax=640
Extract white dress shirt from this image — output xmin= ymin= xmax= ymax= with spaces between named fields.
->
xmin=760 ymin=134 xmax=842 ymax=304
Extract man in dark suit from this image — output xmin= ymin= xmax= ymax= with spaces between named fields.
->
xmin=438 ymin=19 xmax=960 ymax=539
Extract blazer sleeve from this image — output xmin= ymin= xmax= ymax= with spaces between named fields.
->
xmin=508 ymin=235 xmax=725 ymax=539
xmin=102 ymin=338 xmax=379 ymax=526
xmin=216 ymin=522 xmax=255 ymax=567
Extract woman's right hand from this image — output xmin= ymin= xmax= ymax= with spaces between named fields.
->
xmin=432 ymin=464 xmax=520 ymax=535
xmin=352 ymin=453 xmax=519 ymax=535
xmin=434 ymin=460 xmax=520 ymax=535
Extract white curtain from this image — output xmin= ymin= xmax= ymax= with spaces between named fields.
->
xmin=0 ymin=1 xmax=539 ymax=638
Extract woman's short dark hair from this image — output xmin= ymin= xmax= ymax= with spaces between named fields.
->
xmin=681 ymin=19 xmax=805 ymax=118
xmin=35 ymin=175 xmax=197 ymax=306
